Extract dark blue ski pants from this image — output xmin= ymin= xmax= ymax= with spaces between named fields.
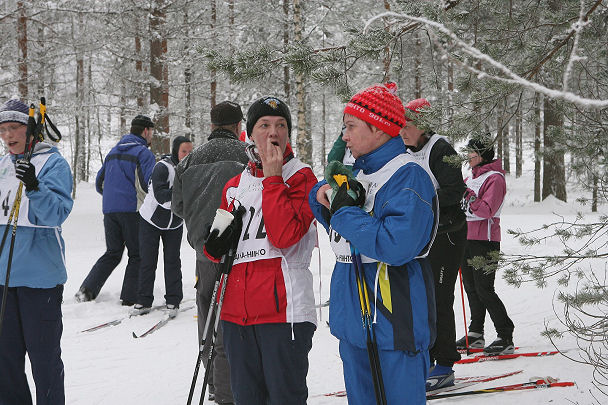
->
xmin=80 ymin=212 xmax=140 ymax=303
xmin=0 ymin=285 xmax=64 ymax=405
xmin=222 ymin=321 xmax=315 ymax=405
xmin=136 ymin=217 xmax=183 ymax=307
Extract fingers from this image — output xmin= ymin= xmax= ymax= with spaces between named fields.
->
xmin=317 ymin=184 xmax=332 ymax=209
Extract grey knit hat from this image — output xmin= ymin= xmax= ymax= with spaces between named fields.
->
xmin=0 ymin=99 xmax=29 ymax=125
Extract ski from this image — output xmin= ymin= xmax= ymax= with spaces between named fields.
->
xmin=318 ymin=370 xmax=523 ymax=398
xmin=457 ymin=346 xmax=520 ymax=354
xmin=79 ymin=304 xmax=165 ymax=333
xmin=455 ymin=350 xmax=561 ymax=364
xmin=131 ymin=305 xmax=194 ymax=339
xmin=427 ymin=377 xmax=575 ymax=400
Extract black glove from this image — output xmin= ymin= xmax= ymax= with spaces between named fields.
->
xmin=15 ymin=160 xmax=39 ymax=191
xmin=204 ymin=206 xmax=246 ymax=259
xmin=330 ymin=179 xmax=366 ymax=214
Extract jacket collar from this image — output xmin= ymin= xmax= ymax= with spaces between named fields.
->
xmin=208 ymin=128 xmax=239 ymax=142
xmin=472 ymin=158 xmax=504 ymax=178
xmin=353 ymin=136 xmax=406 ymax=175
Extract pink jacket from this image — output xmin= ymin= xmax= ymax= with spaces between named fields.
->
xmin=464 ymin=159 xmax=506 ymax=242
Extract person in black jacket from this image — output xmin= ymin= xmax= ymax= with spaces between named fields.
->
xmin=400 ymin=98 xmax=467 ymax=391
xmin=131 ymin=136 xmax=193 ymax=317
xmin=172 ymin=101 xmax=248 ymax=405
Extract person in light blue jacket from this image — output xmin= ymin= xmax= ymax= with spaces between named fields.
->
xmin=309 ymin=84 xmax=437 ymax=405
xmin=0 ymin=98 xmax=73 ymax=405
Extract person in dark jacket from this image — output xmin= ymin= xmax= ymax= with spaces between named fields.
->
xmin=400 ymin=98 xmax=467 ymax=391
xmin=131 ymin=136 xmax=192 ymax=317
xmin=0 ymin=99 xmax=73 ymax=405
xmin=75 ymin=115 xmax=156 ymax=305
xmin=172 ymin=101 xmax=247 ymax=405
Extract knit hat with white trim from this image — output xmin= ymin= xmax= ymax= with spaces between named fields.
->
xmin=0 ymin=99 xmax=29 ymax=126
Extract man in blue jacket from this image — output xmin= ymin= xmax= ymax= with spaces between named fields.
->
xmin=309 ymin=84 xmax=437 ymax=405
xmin=0 ymin=99 xmax=73 ymax=405
xmin=76 ymin=115 xmax=156 ymax=305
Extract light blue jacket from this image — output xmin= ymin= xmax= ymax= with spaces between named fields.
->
xmin=309 ymin=136 xmax=437 ymax=352
xmin=0 ymin=143 xmax=73 ymax=288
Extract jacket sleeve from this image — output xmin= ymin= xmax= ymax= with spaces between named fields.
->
xmin=262 ymin=167 xmax=318 ymax=249
xmin=469 ymin=174 xmax=506 ymax=219
xmin=308 ymin=179 xmax=331 ymax=232
xmin=95 ymin=160 xmax=105 ymax=195
xmin=137 ymin=148 xmax=156 ymax=193
xmin=151 ymin=163 xmax=172 ymax=205
xmin=26 ymin=154 xmax=74 ymax=226
xmin=429 ymin=140 xmax=466 ymax=208
xmin=331 ymin=164 xmax=435 ymax=266
xmin=171 ymin=162 xmax=185 ymax=218
xmin=327 ymin=132 xmax=346 ymax=163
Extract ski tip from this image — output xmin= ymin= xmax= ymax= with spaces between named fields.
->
xmin=132 ymin=332 xmax=139 ymax=339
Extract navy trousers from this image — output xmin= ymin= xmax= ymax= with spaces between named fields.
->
xmin=428 ymin=224 xmax=467 ymax=367
xmin=0 ymin=285 xmax=64 ymax=405
xmin=222 ymin=321 xmax=315 ymax=405
xmin=80 ymin=212 xmax=140 ymax=303
xmin=136 ymin=217 xmax=183 ymax=307
xmin=461 ymin=239 xmax=514 ymax=339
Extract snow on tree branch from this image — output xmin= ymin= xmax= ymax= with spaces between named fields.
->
xmin=364 ymin=10 xmax=608 ymax=109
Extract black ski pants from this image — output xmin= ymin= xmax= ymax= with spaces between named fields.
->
xmin=0 ymin=285 xmax=64 ymax=405
xmin=222 ymin=320 xmax=315 ymax=405
xmin=80 ymin=212 xmax=140 ymax=303
xmin=461 ymin=239 xmax=514 ymax=340
xmin=136 ymin=217 xmax=183 ymax=307
xmin=428 ymin=224 xmax=467 ymax=368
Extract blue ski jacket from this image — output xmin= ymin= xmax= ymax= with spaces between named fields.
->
xmin=96 ymin=133 xmax=155 ymax=213
xmin=309 ymin=136 xmax=437 ymax=353
xmin=0 ymin=143 xmax=73 ymax=288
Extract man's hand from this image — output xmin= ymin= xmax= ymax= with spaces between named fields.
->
xmin=316 ymin=184 xmax=332 ymax=210
xmin=15 ymin=160 xmax=39 ymax=191
xmin=204 ymin=206 xmax=246 ymax=259
xmin=258 ymin=137 xmax=283 ymax=177
xmin=330 ymin=179 xmax=366 ymax=214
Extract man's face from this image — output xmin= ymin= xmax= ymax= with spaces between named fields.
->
xmin=399 ymin=120 xmax=424 ymax=149
xmin=0 ymin=122 xmax=27 ymax=154
xmin=143 ymin=127 xmax=154 ymax=145
xmin=178 ymin=142 xmax=193 ymax=161
xmin=250 ymin=116 xmax=289 ymax=155
xmin=342 ymin=114 xmax=388 ymax=159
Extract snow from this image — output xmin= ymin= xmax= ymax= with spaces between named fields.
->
xmin=30 ymin=176 xmax=603 ymax=404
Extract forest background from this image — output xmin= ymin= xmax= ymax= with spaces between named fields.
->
xmin=1 ymin=0 xmax=607 ymax=396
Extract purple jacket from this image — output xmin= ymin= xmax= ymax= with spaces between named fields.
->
xmin=464 ymin=159 xmax=506 ymax=242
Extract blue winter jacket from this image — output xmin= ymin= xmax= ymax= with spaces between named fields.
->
xmin=309 ymin=136 xmax=437 ymax=353
xmin=0 ymin=143 xmax=73 ymax=288
xmin=96 ymin=133 xmax=155 ymax=213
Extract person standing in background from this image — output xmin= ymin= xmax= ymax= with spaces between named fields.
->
xmin=75 ymin=115 xmax=156 ymax=306
xmin=400 ymin=98 xmax=467 ymax=391
xmin=131 ymin=136 xmax=192 ymax=318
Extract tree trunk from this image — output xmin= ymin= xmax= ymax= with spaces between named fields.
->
xmin=503 ymin=101 xmax=510 ymax=174
xmin=414 ymin=31 xmax=422 ymax=99
xmin=17 ymin=1 xmax=28 ymax=98
xmin=534 ymin=93 xmax=541 ymax=202
xmin=183 ymin=8 xmax=192 ymax=140
xmin=293 ymin=0 xmax=310 ymax=164
xmin=150 ymin=0 xmax=169 ymax=155
xmin=382 ymin=0 xmax=391 ymax=82
xmin=283 ymin=0 xmax=290 ymax=100
xmin=135 ymin=13 xmax=144 ymax=108
xmin=210 ymin=0 xmax=217 ymax=108
xmin=542 ymin=98 xmax=567 ymax=202
xmin=496 ymin=98 xmax=504 ymax=160
xmin=515 ymin=102 xmax=522 ymax=178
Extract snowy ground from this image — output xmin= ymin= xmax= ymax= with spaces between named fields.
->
xmin=28 ymin=174 xmax=604 ymax=404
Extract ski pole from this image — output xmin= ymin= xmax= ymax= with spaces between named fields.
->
xmin=186 ymin=261 xmax=224 ymax=405
xmin=458 ymin=267 xmax=470 ymax=355
xmin=351 ymin=246 xmax=387 ymax=405
xmin=198 ymin=246 xmax=236 ymax=405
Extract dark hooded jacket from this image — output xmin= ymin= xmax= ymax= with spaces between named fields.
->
xmin=172 ymin=128 xmax=248 ymax=255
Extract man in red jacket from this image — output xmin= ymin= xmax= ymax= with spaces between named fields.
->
xmin=204 ymin=96 xmax=317 ymax=405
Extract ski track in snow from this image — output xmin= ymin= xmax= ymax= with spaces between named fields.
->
xmin=27 ymin=179 xmax=600 ymax=404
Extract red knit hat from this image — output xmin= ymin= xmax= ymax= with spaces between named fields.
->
xmin=404 ymin=98 xmax=431 ymax=121
xmin=343 ymin=82 xmax=405 ymax=137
